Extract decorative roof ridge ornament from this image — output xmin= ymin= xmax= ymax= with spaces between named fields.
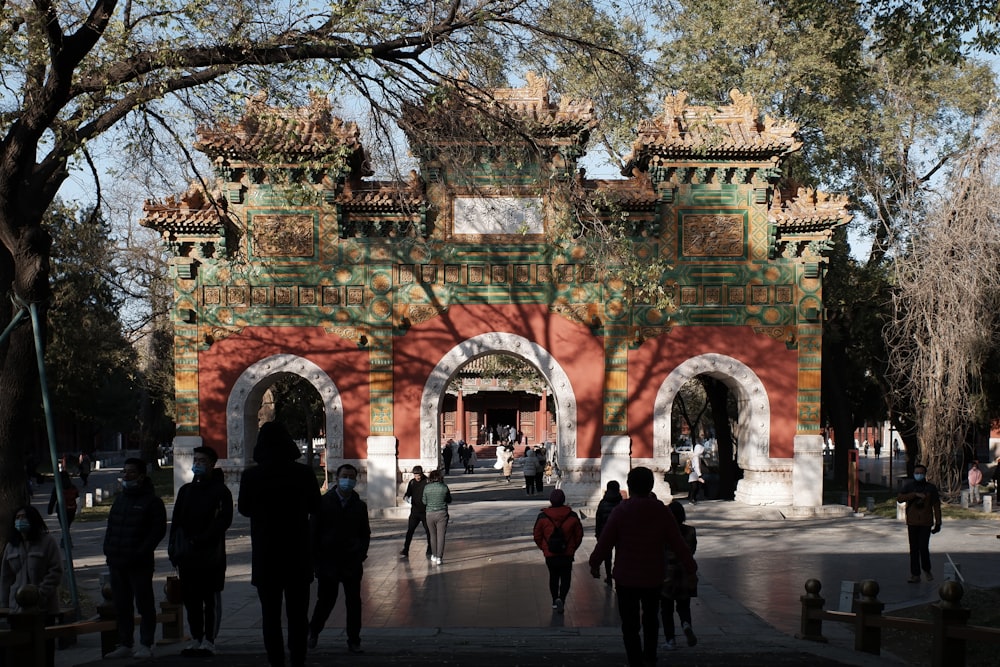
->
xmin=194 ymin=90 xmax=371 ymax=175
xmin=623 ymin=88 xmax=802 ymax=174
xmin=770 ymin=186 xmax=852 ymax=226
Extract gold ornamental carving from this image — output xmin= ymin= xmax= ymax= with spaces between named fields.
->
xmin=682 ymin=214 xmax=744 ymax=257
xmin=252 ymin=214 xmax=314 ymax=257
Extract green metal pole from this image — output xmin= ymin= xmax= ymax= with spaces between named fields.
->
xmin=27 ymin=301 xmax=81 ymax=616
xmin=0 ymin=304 xmax=28 ymax=344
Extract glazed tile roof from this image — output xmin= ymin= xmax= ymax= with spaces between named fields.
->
xmin=402 ymin=73 xmax=597 ymax=143
xmin=194 ymin=91 xmax=369 ymax=170
xmin=625 ymin=89 xmax=802 ymax=169
xmin=141 ymin=185 xmax=229 ymax=234
xmin=337 ymin=172 xmax=427 ymax=212
xmin=770 ymin=186 xmax=852 ymax=231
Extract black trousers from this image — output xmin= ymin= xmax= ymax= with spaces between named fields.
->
xmin=256 ymin=580 xmax=310 ymax=667
xmin=615 ymin=585 xmax=661 ymax=667
xmin=403 ymin=513 xmax=430 ymax=554
xmin=309 ymin=574 xmax=363 ymax=645
xmin=907 ymin=524 xmax=933 ymax=576
xmin=545 ymin=555 xmax=573 ymax=602
xmin=109 ymin=564 xmax=157 ymax=649
xmin=179 ymin=566 xmax=222 ymax=642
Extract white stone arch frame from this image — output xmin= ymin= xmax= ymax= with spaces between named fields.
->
xmin=653 ymin=353 xmax=781 ymax=472
xmin=419 ymin=332 xmax=578 ymax=469
xmin=227 ymin=354 xmax=344 ymax=467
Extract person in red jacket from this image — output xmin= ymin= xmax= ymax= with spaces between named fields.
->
xmin=533 ymin=489 xmax=584 ymax=614
xmin=589 ymin=467 xmax=697 ymax=667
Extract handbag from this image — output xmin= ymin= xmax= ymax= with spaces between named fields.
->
xmin=169 ymin=527 xmax=192 ymax=566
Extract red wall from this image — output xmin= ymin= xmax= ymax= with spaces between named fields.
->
xmin=627 ymin=326 xmax=798 ymax=459
xmin=393 ymin=304 xmax=606 ymax=460
xmin=198 ymin=326 xmax=370 ymax=457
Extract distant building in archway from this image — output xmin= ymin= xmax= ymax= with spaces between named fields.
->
xmin=142 ymin=77 xmax=850 ymax=510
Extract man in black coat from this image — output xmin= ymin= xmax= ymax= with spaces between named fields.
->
xmin=238 ymin=421 xmax=321 ymax=667
xmin=307 ymin=463 xmax=371 ymax=654
xmin=400 ymin=465 xmax=431 ymax=558
xmin=169 ymin=446 xmax=233 ymax=655
xmin=103 ymin=458 xmax=167 ymax=659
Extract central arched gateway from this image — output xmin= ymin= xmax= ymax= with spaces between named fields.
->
xmin=145 ymin=80 xmax=849 ymax=512
xmin=418 ymin=332 xmax=579 ymax=470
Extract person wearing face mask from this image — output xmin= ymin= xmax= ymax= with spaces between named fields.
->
xmin=103 ymin=458 xmax=167 ymax=659
xmin=897 ymin=463 xmax=943 ymax=583
xmin=1 ymin=505 xmax=62 ymax=666
xmin=169 ymin=446 xmax=233 ymax=656
xmin=307 ymin=464 xmax=370 ymax=655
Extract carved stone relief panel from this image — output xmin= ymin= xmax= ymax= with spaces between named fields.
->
xmin=680 ymin=212 xmax=745 ymax=257
xmin=251 ymin=213 xmax=315 ymax=257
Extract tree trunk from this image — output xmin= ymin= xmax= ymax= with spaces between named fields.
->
xmin=703 ymin=377 xmax=737 ymax=500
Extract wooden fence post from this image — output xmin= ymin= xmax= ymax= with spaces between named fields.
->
xmin=5 ymin=585 xmax=48 ymax=667
xmin=854 ymin=579 xmax=884 ymax=654
xmin=97 ymin=583 xmax=118 ymax=657
xmin=931 ymin=581 xmax=971 ymax=667
xmin=798 ymin=579 xmax=827 ymax=642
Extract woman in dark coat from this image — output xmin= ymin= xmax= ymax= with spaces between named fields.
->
xmin=169 ymin=446 xmax=233 ymax=655
xmin=238 ymin=422 xmax=321 ymax=667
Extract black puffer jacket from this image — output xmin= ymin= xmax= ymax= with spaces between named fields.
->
xmin=169 ymin=468 xmax=233 ymax=587
xmin=103 ymin=476 xmax=167 ymax=569
xmin=595 ymin=488 xmax=623 ymax=538
xmin=312 ymin=489 xmax=371 ymax=580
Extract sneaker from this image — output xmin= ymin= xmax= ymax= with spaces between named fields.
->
xmin=662 ymin=639 xmax=676 ymax=651
xmin=347 ymin=641 xmax=364 ymax=654
xmin=200 ymin=640 xmax=216 ymax=655
xmin=307 ymin=633 xmax=318 ymax=649
xmin=682 ymin=622 xmax=697 ymax=647
xmin=184 ymin=640 xmax=202 ymax=651
xmin=924 ymin=571 xmax=934 ymax=581
xmin=399 ymin=550 xmax=409 ymax=558
xmin=132 ymin=644 xmax=153 ymax=659
xmin=555 ymin=598 xmax=565 ymax=613
xmin=907 ymin=575 xmax=921 ymax=583
xmin=104 ymin=645 xmax=133 ymax=659
xmin=551 ymin=599 xmax=559 ymax=609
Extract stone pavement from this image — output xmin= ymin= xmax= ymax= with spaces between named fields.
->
xmin=36 ymin=467 xmax=1000 ymax=666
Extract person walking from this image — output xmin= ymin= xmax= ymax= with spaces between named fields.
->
xmin=308 ymin=464 xmax=371 ymax=654
xmin=522 ymin=448 xmax=539 ymax=496
xmin=534 ymin=446 xmax=546 ymax=494
xmin=968 ymin=460 xmax=983 ymax=505
xmin=500 ymin=444 xmax=514 ymax=483
xmin=686 ymin=444 xmax=705 ymax=504
xmin=400 ymin=465 xmax=431 ymax=559
xmin=533 ymin=489 xmax=584 ymax=613
xmin=442 ymin=442 xmax=454 ymax=475
xmin=238 ymin=421 xmax=322 ymax=667
xmin=465 ymin=446 xmax=478 ymax=474
xmin=595 ymin=480 xmax=623 ymax=586
xmin=897 ymin=463 xmax=942 ymax=583
xmin=47 ymin=470 xmax=79 ymax=536
xmin=103 ymin=458 xmax=167 ymax=659
xmin=422 ymin=470 xmax=452 ymax=565
xmin=660 ymin=500 xmax=698 ymax=650
xmin=1 ymin=505 xmax=63 ymax=666
xmin=78 ymin=451 xmax=92 ymax=487
xmin=589 ymin=467 xmax=698 ymax=667
xmin=169 ymin=446 xmax=233 ymax=656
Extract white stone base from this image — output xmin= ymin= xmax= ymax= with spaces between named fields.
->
xmin=734 ymin=469 xmax=794 ymax=506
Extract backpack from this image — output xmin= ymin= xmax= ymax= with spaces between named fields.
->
xmin=544 ymin=513 xmax=571 ymax=554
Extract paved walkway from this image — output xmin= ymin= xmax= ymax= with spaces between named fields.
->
xmin=32 ymin=467 xmax=1000 ymax=666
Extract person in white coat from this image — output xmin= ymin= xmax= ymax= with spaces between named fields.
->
xmin=687 ymin=444 xmax=705 ymax=504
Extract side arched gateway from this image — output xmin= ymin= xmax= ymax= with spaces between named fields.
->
xmin=652 ymin=353 xmax=793 ymax=505
xmin=419 ymin=332 xmax=579 ymax=471
xmin=226 ymin=354 xmax=344 ymax=467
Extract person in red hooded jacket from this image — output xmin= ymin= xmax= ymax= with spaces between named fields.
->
xmin=532 ymin=489 xmax=584 ymax=614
